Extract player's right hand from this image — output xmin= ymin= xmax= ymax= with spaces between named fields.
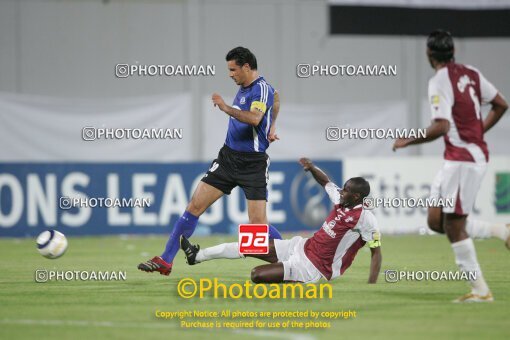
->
xmin=212 ymin=93 xmax=227 ymax=112
xmin=268 ymin=125 xmax=280 ymax=143
xmin=299 ymin=158 xmax=313 ymax=171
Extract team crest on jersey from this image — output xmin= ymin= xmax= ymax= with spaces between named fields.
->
xmin=240 ymin=97 xmax=246 ymax=105
xmin=345 ymin=216 xmax=354 ymax=223
xmin=322 ymin=220 xmax=337 ymax=238
xmin=457 ymin=75 xmax=476 ymax=93
xmin=431 ymin=95 xmax=440 ymax=105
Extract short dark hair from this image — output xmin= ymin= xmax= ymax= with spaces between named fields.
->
xmin=427 ymin=29 xmax=454 ymax=63
xmin=348 ymin=177 xmax=370 ymax=199
xmin=226 ymin=47 xmax=257 ymax=70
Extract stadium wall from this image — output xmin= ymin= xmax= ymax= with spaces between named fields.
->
xmin=1 ymin=0 xmax=509 ymax=159
xmin=1 ymin=0 xmax=509 ymax=237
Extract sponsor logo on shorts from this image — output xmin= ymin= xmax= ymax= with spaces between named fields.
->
xmin=209 ymin=162 xmax=219 ymax=173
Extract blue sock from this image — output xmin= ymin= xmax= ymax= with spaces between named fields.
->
xmin=161 ymin=211 xmax=198 ymax=263
xmin=269 ymin=224 xmax=282 ymax=240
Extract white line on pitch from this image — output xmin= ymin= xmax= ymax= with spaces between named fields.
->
xmin=0 ymin=319 xmax=176 ymax=329
xmin=1 ymin=319 xmax=317 ymax=340
xmin=235 ymin=329 xmax=317 ymax=340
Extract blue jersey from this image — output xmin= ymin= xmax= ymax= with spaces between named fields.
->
xmin=225 ymin=76 xmax=275 ymax=153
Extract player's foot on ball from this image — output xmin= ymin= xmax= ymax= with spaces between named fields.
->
xmin=137 ymin=256 xmax=172 ymax=276
xmin=180 ymin=236 xmax=200 ymax=265
xmin=452 ymin=291 xmax=494 ymax=303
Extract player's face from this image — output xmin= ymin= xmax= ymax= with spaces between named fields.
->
xmin=340 ymin=180 xmax=360 ymax=207
xmin=227 ymin=60 xmax=247 ymax=86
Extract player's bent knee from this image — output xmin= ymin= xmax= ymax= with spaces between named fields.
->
xmin=251 ymin=268 xmax=262 ymax=283
xmin=427 ymin=215 xmax=443 ymax=233
xmin=427 ymin=218 xmax=439 ymax=232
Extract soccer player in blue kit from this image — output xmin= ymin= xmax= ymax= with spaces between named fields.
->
xmin=138 ymin=47 xmax=282 ymax=276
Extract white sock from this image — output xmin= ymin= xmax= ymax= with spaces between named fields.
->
xmin=465 ymin=218 xmax=492 ymax=239
xmin=466 ymin=218 xmax=508 ymax=240
xmin=195 ymin=242 xmax=244 ymax=263
xmin=451 ymin=238 xmax=490 ymax=296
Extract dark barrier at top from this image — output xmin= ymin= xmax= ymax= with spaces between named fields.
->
xmin=0 ymin=161 xmax=342 ymax=237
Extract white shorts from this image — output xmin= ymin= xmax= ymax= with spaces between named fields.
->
xmin=430 ymin=160 xmax=487 ymax=215
xmin=274 ymin=236 xmax=323 ymax=283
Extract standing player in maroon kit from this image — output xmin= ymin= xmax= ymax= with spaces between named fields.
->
xmin=393 ymin=30 xmax=508 ymax=302
xmin=180 ymin=158 xmax=382 ymax=284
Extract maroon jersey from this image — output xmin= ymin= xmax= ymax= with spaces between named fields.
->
xmin=428 ymin=63 xmax=498 ymax=164
xmin=303 ymin=182 xmax=380 ymax=281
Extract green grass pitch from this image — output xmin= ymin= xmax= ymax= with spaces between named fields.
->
xmin=0 ymin=234 xmax=508 ymax=340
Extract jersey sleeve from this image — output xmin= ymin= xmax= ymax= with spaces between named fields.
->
xmin=324 ymin=182 xmax=341 ymax=205
xmin=359 ymin=211 xmax=381 ymax=248
xmin=250 ymin=82 xmax=272 ymax=113
xmin=479 ymin=72 xmax=498 ymax=104
xmin=428 ymin=75 xmax=453 ymax=122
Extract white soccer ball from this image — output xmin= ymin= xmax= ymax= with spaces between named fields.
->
xmin=36 ymin=230 xmax=68 ymax=259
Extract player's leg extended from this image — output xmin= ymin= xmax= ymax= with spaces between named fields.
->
xmin=247 ymin=199 xmax=282 ymax=239
xmin=445 ymin=213 xmax=492 ymax=302
xmin=429 ymin=199 xmax=510 ymax=245
xmin=161 ymin=182 xmax=223 ymax=262
xmin=250 ymin=263 xmax=285 ymax=284
xmin=428 ymin=201 xmax=508 ymax=241
xmin=137 ymin=182 xmax=223 ymax=275
xmin=465 ymin=218 xmax=510 ymax=247
xmin=181 ymin=238 xmax=278 ymax=265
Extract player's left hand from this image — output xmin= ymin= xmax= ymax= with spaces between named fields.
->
xmin=268 ymin=125 xmax=279 ymax=143
xmin=299 ymin=157 xmax=313 ymax=171
xmin=212 ymin=93 xmax=228 ymax=112
xmin=392 ymin=138 xmax=409 ymax=151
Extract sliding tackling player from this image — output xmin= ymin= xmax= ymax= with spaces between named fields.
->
xmin=181 ymin=158 xmax=382 ymax=284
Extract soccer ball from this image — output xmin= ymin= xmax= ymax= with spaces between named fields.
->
xmin=36 ymin=230 xmax=68 ymax=259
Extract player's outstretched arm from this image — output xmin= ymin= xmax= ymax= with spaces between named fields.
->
xmin=368 ymin=246 xmax=382 ymax=284
xmin=268 ymin=91 xmax=280 ymax=143
xmin=392 ymin=119 xmax=450 ymax=151
xmin=483 ymin=93 xmax=508 ymax=133
xmin=299 ymin=158 xmax=330 ymax=187
xmin=212 ymin=93 xmax=265 ymax=126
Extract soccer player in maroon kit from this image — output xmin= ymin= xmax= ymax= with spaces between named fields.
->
xmin=180 ymin=158 xmax=382 ymax=284
xmin=393 ymin=30 xmax=508 ymax=302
